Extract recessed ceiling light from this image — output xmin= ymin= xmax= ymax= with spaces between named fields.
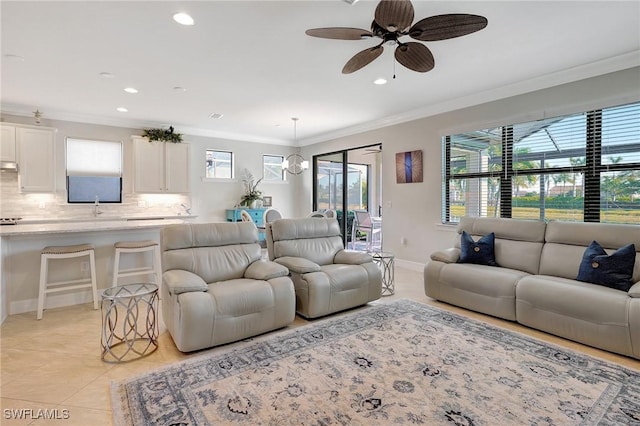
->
xmin=4 ymin=54 xmax=25 ymax=62
xmin=124 ymin=87 xmax=138 ymax=94
xmin=374 ymin=78 xmax=387 ymax=85
xmin=209 ymin=113 xmax=224 ymax=119
xmin=99 ymin=72 xmax=115 ymax=78
xmin=173 ymin=12 xmax=194 ymax=26
xmin=116 ymin=107 xmax=128 ymax=112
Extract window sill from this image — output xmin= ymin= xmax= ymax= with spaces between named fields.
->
xmin=201 ymin=177 xmax=237 ymax=183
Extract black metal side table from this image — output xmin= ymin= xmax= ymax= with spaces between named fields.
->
xmin=101 ymin=283 xmax=159 ymax=362
xmin=369 ymin=251 xmax=395 ymax=296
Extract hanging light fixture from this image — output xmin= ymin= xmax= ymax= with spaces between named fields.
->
xmin=282 ymin=117 xmax=310 ymax=175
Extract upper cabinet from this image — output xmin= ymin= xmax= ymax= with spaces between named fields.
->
xmin=0 ymin=125 xmax=17 ymax=162
xmin=16 ymin=126 xmax=56 ymax=192
xmin=133 ymin=137 xmax=190 ymax=193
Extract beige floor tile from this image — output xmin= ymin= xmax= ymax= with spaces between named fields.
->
xmin=1 ymin=265 xmax=638 ymax=426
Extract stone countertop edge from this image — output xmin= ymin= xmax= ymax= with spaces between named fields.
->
xmin=0 ymin=218 xmax=189 ymax=236
xmin=15 ymin=214 xmax=197 ymax=224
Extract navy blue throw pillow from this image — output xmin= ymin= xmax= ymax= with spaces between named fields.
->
xmin=576 ymin=241 xmax=636 ymax=291
xmin=458 ymin=231 xmax=498 ymax=266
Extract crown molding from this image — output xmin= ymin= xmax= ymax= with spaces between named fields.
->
xmin=3 ymin=51 xmax=638 ymax=148
xmin=298 ymin=51 xmax=640 ymax=146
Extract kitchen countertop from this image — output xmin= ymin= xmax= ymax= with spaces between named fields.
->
xmin=0 ymin=218 xmax=189 ymax=236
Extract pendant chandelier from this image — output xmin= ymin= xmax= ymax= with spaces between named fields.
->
xmin=282 ymin=117 xmax=309 ymax=175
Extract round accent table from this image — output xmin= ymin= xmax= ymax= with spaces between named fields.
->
xmin=101 ymin=283 xmax=159 ymax=362
xmin=368 ymin=251 xmax=395 ymax=296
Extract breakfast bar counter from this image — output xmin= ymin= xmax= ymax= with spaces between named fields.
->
xmin=0 ymin=218 xmax=186 ymax=236
xmin=0 ymin=218 xmax=191 ymax=323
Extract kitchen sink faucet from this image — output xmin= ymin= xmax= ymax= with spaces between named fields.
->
xmin=94 ymin=196 xmax=103 ymax=216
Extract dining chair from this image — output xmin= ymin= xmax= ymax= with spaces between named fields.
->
xmin=307 ymin=211 xmax=327 ymax=218
xmin=263 ymin=208 xmax=283 ymax=224
xmin=240 ymin=209 xmax=254 ymax=223
xmin=351 ymin=210 xmax=382 ymax=251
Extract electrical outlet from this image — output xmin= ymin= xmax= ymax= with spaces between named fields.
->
xmin=38 ymin=202 xmax=46 ymax=209
xmin=138 ymin=200 xmax=148 ymax=208
xmin=80 ymin=261 xmax=89 ymax=272
xmin=400 ymin=237 xmax=407 ymax=245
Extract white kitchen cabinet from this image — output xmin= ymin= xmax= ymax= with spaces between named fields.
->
xmin=0 ymin=125 xmax=16 ymax=162
xmin=17 ymin=126 xmax=56 ymax=192
xmin=133 ymin=137 xmax=190 ymax=193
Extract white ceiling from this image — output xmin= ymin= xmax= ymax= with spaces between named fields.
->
xmin=2 ymin=1 xmax=639 ymax=146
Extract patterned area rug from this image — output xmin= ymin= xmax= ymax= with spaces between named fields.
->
xmin=111 ymin=300 xmax=640 ymax=425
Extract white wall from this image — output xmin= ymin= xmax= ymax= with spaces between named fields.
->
xmin=3 ymin=67 xmax=639 ymax=266
xmin=299 ymin=67 xmax=640 ymax=266
xmin=0 ymin=115 xmax=298 ymax=221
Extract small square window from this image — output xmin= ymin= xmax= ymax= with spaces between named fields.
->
xmin=263 ymin=154 xmax=285 ymax=181
xmin=206 ymin=150 xmax=233 ymax=179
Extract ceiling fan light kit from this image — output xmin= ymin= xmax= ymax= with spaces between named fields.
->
xmin=306 ymin=0 xmax=487 ymax=74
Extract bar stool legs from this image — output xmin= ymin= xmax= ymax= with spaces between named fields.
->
xmin=112 ymin=241 xmax=162 ymax=288
xmin=37 ymin=244 xmax=98 ymax=320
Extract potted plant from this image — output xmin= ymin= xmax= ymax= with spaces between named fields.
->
xmin=142 ymin=126 xmax=183 ymax=143
xmin=240 ymin=169 xmax=263 ymax=208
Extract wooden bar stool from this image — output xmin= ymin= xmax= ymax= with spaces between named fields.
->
xmin=38 ymin=243 xmax=98 ymax=320
xmin=112 ymin=240 xmax=162 ymax=288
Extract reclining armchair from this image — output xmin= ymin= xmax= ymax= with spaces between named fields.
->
xmin=265 ymin=217 xmax=382 ymax=318
xmin=161 ymin=222 xmax=295 ymax=352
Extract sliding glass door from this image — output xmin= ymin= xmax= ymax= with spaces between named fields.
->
xmin=314 ymin=152 xmax=347 ymax=238
xmin=313 ymin=144 xmax=382 ymax=247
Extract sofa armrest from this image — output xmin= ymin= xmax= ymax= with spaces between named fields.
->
xmin=629 ymin=282 xmax=640 ymax=298
xmin=430 ymin=248 xmax=460 ymax=264
xmin=163 ymin=270 xmax=208 ymax=295
xmin=334 ymin=250 xmax=372 ymax=265
xmin=275 ymin=256 xmax=321 ymax=274
xmin=245 ymin=260 xmax=290 ymax=280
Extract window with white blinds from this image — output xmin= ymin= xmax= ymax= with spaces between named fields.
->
xmin=66 ymin=138 xmax=122 ymax=203
xmin=442 ymin=101 xmax=640 ymax=224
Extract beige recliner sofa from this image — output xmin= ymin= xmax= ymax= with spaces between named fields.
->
xmin=425 ymin=216 xmax=640 ymax=359
xmin=161 ymin=222 xmax=296 ymax=352
xmin=265 ymin=217 xmax=382 ymax=318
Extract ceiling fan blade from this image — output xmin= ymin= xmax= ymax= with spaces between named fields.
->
xmin=409 ymin=14 xmax=488 ymax=41
xmin=342 ymin=45 xmax=384 ymax=74
xmin=306 ymin=27 xmax=373 ymax=40
xmin=394 ymin=42 xmax=434 ymax=73
xmin=374 ymin=0 xmax=414 ymax=32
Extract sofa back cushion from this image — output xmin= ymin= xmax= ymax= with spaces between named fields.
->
xmin=456 ymin=217 xmax=547 ymax=274
xmin=540 ymin=220 xmax=640 ymax=282
xmin=162 ymin=222 xmax=261 ymax=283
xmin=267 ymin=218 xmax=343 ymax=266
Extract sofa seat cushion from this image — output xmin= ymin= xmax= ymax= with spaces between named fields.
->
xmin=319 ymin=264 xmax=369 ymax=291
xmin=207 ymin=279 xmax=277 ymax=316
xmin=516 ymin=275 xmax=633 ymax=356
xmin=437 ymin=263 xmax=530 ymax=321
xmin=290 ymin=264 xmax=371 ymax=318
xmin=516 ymin=275 xmax=630 ymax=326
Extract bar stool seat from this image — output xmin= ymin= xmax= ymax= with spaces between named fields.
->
xmin=38 ymin=243 xmax=97 ymax=320
xmin=112 ymin=240 xmax=162 ymax=288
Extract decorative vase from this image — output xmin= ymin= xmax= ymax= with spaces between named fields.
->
xmin=250 ymin=200 xmax=259 ymax=209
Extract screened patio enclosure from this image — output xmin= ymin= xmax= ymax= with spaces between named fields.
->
xmin=445 ymin=102 xmax=640 ymax=224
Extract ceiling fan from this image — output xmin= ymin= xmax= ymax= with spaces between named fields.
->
xmin=305 ymin=0 xmax=488 ymax=74
xmin=363 ymin=146 xmax=382 ymax=155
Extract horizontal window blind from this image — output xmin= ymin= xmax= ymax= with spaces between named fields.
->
xmin=443 ymin=101 xmax=640 ymax=224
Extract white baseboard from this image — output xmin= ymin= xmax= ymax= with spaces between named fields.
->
xmin=395 ymin=258 xmax=425 ymax=272
xmin=10 ymin=289 xmax=96 ymax=315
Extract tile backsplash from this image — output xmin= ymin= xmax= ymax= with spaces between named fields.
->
xmin=0 ymin=173 xmax=191 ymax=220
